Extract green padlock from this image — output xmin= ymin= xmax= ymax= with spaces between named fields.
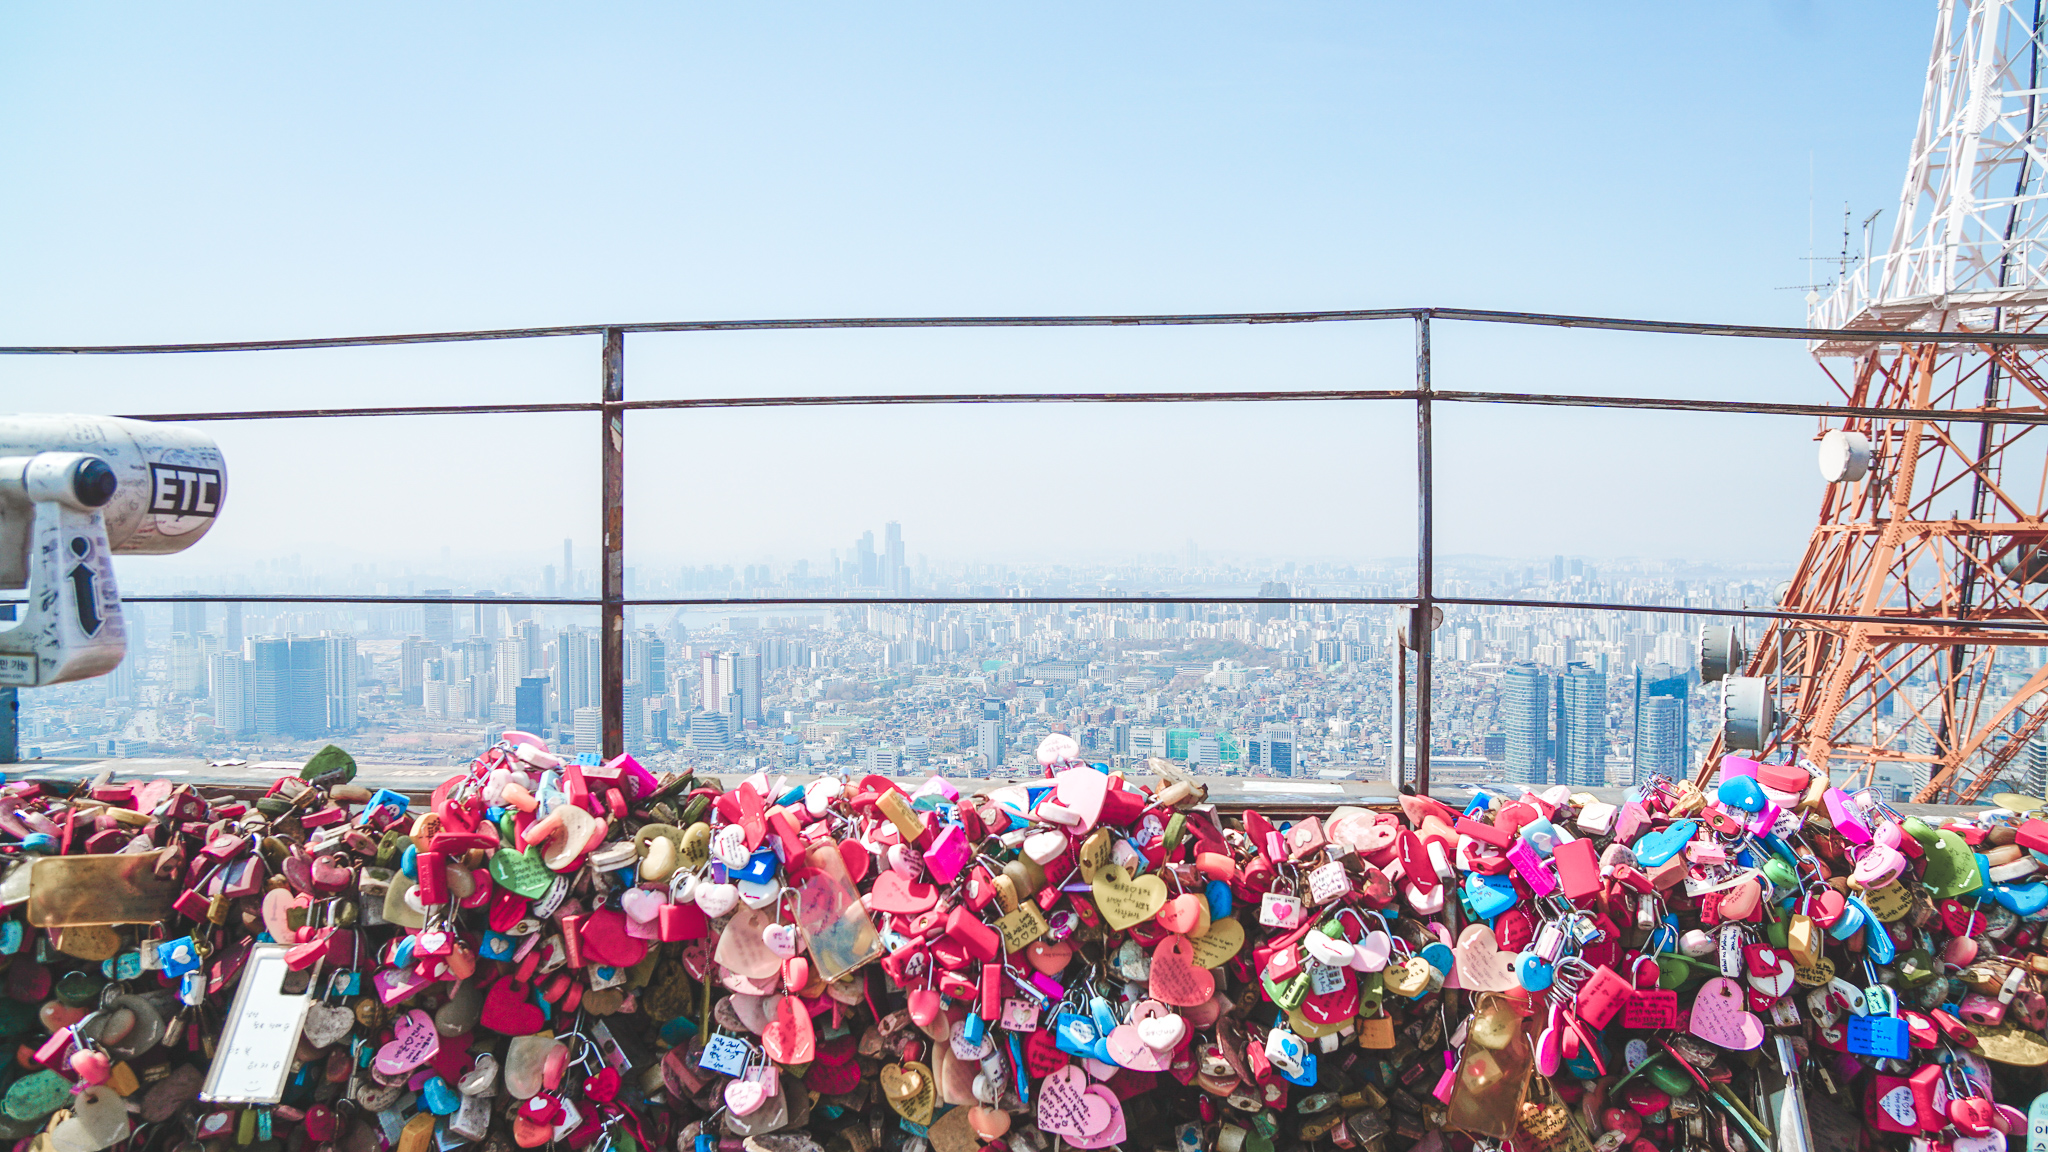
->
xmin=1263 ymin=966 xmax=1312 ymax=1011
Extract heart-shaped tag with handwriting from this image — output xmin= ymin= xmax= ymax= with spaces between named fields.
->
xmin=762 ymin=994 xmax=815 ymax=1065
xmin=1037 ymin=1065 xmax=1116 ymax=1140
xmin=1092 ymin=865 xmax=1168 ymax=930
xmin=373 ymin=1009 xmax=441 ymax=1075
xmin=879 ymin=1061 xmax=936 ymax=1125
xmin=1452 ymin=924 xmax=1521 ymax=992
xmin=1025 ymin=1026 xmax=1070 ymax=1077
xmin=1188 ymin=918 xmax=1244 ymax=968
xmin=1688 ymin=976 xmax=1765 ymax=1051
xmin=488 ymin=848 xmax=555 ymax=898
xmin=1150 ymin=934 xmax=1217 ymax=1007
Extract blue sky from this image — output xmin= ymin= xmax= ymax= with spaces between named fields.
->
xmin=0 ymin=3 xmax=1937 ymax=581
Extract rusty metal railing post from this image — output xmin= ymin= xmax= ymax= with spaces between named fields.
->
xmin=1415 ymin=313 xmax=1433 ymax=795
xmin=601 ymin=328 xmax=625 ymax=760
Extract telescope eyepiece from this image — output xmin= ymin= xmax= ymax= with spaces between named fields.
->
xmin=72 ymin=458 xmax=117 ymax=509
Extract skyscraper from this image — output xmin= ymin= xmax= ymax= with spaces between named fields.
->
xmin=399 ymin=636 xmax=432 ymax=706
xmin=623 ymin=678 xmax=646 ymax=753
xmin=250 ymin=637 xmax=329 ymax=739
xmin=221 ymin=602 xmax=242 ymax=650
xmin=558 ymin=629 xmax=598 ymax=716
xmin=515 ymin=676 xmax=548 ymax=735
xmin=1556 ymin=661 xmax=1606 ymax=788
xmin=885 ymin=522 xmax=906 ymax=594
xmin=857 ymin=531 xmax=878 ymax=587
xmin=563 ymin=539 xmax=574 ymax=594
xmin=322 ymin=633 xmax=359 ymax=734
xmin=1503 ymin=662 xmax=1551 ymax=787
xmin=208 ymin=651 xmax=252 ymax=736
xmin=495 ymin=638 xmax=527 ymax=708
xmin=976 ymin=699 xmax=1005 ymax=770
xmin=1631 ymin=662 xmax=1690 ymax=784
xmin=699 ymin=652 xmax=726 ymax=712
xmin=172 ymin=594 xmax=206 ymax=638
xmin=1257 ymin=582 xmax=1291 ymax=622
xmin=732 ymin=652 xmax=762 ymax=723
xmin=422 ymin=592 xmax=454 ymax=647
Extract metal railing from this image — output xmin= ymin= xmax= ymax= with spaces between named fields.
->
xmin=13 ymin=305 xmax=2048 ymax=792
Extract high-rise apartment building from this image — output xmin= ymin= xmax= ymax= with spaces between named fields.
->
xmin=422 ymin=592 xmax=454 ymax=647
xmin=495 ymin=638 xmax=527 ymax=708
xmin=170 ymin=632 xmax=216 ymax=697
xmin=515 ymin=676 xmax=548 ymax=735
xmin=699 ymin=652 xmax=726 ymax=712
xmin=1502 ymin=661 xmax=1551 ymax=787
xmin=623 ymin=679 xmax=646 ymax=753
xmin=399 ymin=636 xmax=438 ymax=706
xmin=322 ymin=632 xmax=359 ymax=734
xmin=208 ymin=651 xmax=252 ymax=736
xmin=251 ymin=637 xmax=327 ymax=739
xmin=221 ymin=602 xmax=243 ymax=650
xmin=1631 ymin=662 xmax=1690 ymax=784
xmin=558 ymin=629 xmax=599 ymax=716
xmin=976 ymin=698 xmax=1005 ymax=769
xmin=573 ymin=706 xmax=601 ymax=753
xmin=173 ymin=594 xmax=206 ymax=638
xmin=1257 ymin=582 xmax=1291 ymax=622
xmin=732 ymin=653 xmax=762 ymax=723
xmin=1555 ymin=661 xmax=1606 ymax=788
xmin=885 ymin=522 xmax=906 ymax=594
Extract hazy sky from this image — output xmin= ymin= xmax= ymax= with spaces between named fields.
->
xmin=0 ymin=3 xmax=1933 ymax=584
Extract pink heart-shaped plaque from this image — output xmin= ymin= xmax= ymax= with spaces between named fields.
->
xmin=1052 ymin=766 xmax=1108 ymax=828
xmin=1451 ymin=925 xmax=1521 ymax=992
xmin=373 ymin=1009 xmax=441 ymax=1075
xmin=1688 ymin=976 xmax=1765 ymax=1051
xmin=1037 ymin=1066 xmax=1116 ymax=1139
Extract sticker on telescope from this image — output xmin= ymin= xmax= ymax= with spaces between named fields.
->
xmin=148 ymin=464 xmax=223 ymax=529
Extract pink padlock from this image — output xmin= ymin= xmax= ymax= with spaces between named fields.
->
xmin=924 ymin=824 xmax=971 ymax=885
xmin=1825 ymin=788 xmax=1871 ymax=844
xmin=1852 ymin=844 xmax=1907 ymax=890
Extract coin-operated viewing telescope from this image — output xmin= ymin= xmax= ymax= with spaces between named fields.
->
xmin=0 ymin=415 xmax=226 ymax=686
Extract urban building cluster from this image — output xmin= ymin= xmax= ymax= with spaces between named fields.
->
xmin=27 ymin=532 xmax=2042 ymax=798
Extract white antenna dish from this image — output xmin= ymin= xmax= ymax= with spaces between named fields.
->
xmin=1818 ymin=430 xmax=1872 ymax=483
xmin=1700 ymin=625 xmax=1745 ymax=683
xmin=1722 ymin=677 xmax=1776 ymax=752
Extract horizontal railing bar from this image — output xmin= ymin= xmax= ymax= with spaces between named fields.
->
xmin=1441 ymin=594 xmax=2048 ymax=633
xmin=618 ymin=596 xmax=1420 ymax=606
xmin=119 ymin=402 xmax=602 ymax=422
xmin=11 ymin=305 xmax=2048 ymax=356
xmin=114 ymin=595 xmax=602 ymax=606
xmin=99 ymin=594 xmax=1420 ymax=607
xmin=111 ymin=387 xmax=2048 ymax=426
xmin=83 ymin=593 xmax=2048 ymax=633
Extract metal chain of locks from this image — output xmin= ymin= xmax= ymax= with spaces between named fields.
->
xmin=3 ymin=737 xmax=2048 ymax=1152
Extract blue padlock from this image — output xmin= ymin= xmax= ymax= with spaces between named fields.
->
xmin=1517 ymin=953 xmax=1555 ymax=991
xmin=733 ymin=847 xmax=779 ymax=885
xmin=1206 ymin=879 xmax=1233 ymax=919
xmin=1718 ymin=775 xmax=1766 ymax=813
xmin=158 ymin=935 xmax=202 ymax=977
xmin=961 ymin=1011 xmax=988 ymax=1046
xmin=1466 ymin=873 xmax=1517 ymax=919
